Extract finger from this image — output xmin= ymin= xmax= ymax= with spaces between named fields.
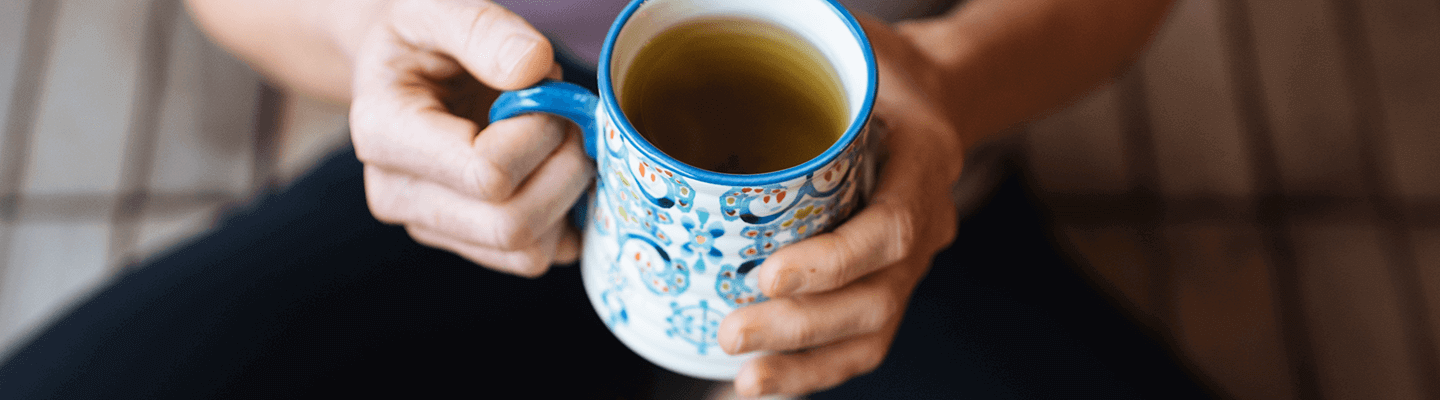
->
xmin=351 ymin=58 xmax=570 ymax=202
xmin=472 ymin=113 xmax=571 ymax=198
xmin=389 ymin=0 xmax=554 ymax=90
xmin=500 ymin=126 xmax=595 ymax=243
xmin=733 ymin=330 xmax=895 ymax=397
xmin=718 ymin=267 xmax=905 ymax=355
xmin=363 ymin=129 xmax=590 ymax=250
xmin=407 ymin=223 xmax=564 ymax=278
xmin=757 ymin=200 xmax=914 ymax=298
xmin=362 ymin=165 xmax=535 ymax=250
xmin=349 ymin=62 xmax=492 ymax=203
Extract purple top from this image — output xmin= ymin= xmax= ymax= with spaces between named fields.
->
xmin=498 ymin=0 xmax=957 ymax=63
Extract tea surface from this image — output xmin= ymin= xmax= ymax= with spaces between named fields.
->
xmin=620 ymin=17 xmax=849 ymax=174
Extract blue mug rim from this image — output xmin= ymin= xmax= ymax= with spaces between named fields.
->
xmin=596 ymin=0 xmax=878 ymax=187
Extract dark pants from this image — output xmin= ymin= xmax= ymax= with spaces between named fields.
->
xmin=0 ymin=146 xmax=1212 ymax=399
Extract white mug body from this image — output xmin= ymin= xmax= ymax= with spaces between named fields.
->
xmin=577 ymin=0 xmax=878 ymax=380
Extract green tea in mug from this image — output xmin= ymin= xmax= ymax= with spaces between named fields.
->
xmin=620 ymin=16 xmax=849 ymax=175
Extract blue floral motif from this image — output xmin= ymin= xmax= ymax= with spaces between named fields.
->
xmin=716 ymin=260 xmax=769 ymax=308
xmin=644 ymin=257 xmax=690 ymax=296
xmin=738 ymin=224 xmax=781 ymax=260
xmin=719 ymin=184 xmax=789 ymax=223
xmin=630 ymin=161 xmax=696 ymax=212
xmin=637 ymin=202 xmax=676 ymax=246
xmin=671 ymin=176 xmax=697 ymax=212
xmin=606 ymin=186 xmax=678 ymax=247
xmin=618 ymin=233 xmax=690 ymax=296
xmin=666 ymin=300 xmax=723 ymax=355
xmin=680 ymin=209 xmax=724 ymax=264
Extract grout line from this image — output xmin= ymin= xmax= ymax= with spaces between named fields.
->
xmin=250 ymin=83 xmax=285 ymax=192
xmin=1329 ymin=0 xmax=1440 ymax=395
xmin=14 ymin=192 xmax=238 ymax=222
xmin=107 ymin=0 xmax=180 ymax=272
xmin=1040 ymin=193 xmax=1440 ymax=227
xmin=1114 ymin=67 xmax=1173 ymax=330
xmin=0 ymin=0 xmax=61 ymax=318
xmin=0 ymin=0 xmax=61 ymax=218
xmin=1217 ymin=0 xmax=1321 ymax=397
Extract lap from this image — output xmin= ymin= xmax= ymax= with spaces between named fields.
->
xmin=0 ymin=149 xmax=653 ymax=398
xmin=0 ymin=147 xmax=1209 ymax=399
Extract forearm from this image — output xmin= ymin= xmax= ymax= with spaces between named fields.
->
xmin=900 ymin=0 xmax=1174 ymax=149
xmin=184 ymin=0 xmax=385 ymax=104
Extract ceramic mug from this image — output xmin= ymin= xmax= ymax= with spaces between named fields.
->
xmin=488 ymin=0 xmax=876 ymax=380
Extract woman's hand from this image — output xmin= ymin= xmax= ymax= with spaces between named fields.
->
xmin=715 ymin=16 xmax=967 ymax=397
xmin=347 ymin=0 xmax=592 ymax=277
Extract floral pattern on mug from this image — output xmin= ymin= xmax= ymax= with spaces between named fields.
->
xmin=716 ymin=260 xmax=768 ymax=308
xmin=680 ymin=208 xmax=725 ymax=264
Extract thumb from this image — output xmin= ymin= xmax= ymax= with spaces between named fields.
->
xmin=389 ymin=0 xmax=554 ymax=90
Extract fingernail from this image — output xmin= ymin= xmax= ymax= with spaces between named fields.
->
xmin=769 ymin=268 xmax=800 ymax=297
xmin=721 ymin=322 xmax=747 ymax=354
xmin=497 ymin=35 xmax=539 ymax=77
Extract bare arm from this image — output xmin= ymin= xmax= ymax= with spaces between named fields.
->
xmin=903 ymin=0 xmax=1175 ymax=148
xmin=184 ymin=0 xmax=382 ymax=103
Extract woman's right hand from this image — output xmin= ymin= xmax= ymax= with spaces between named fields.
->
xmin=344 ymin=0 xmax=594 ymax=277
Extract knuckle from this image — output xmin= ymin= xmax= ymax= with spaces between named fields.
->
xmin=823 ymin=237 xmax=857 ymax=288
xmin=352 ymin=138 xmax=380 ymax=165
xmin=367 ymin=199 xmax=402 ymax=225
xmin=404 ymin=227 xmax=438 ymax=247
xmin=507 ymin=248 xmax=551 ymax=278
xmin=879 ymin=204 xmax=916 ymax=261
xmin=787 ymin=315 xmax=821 ymax=347
xmin=750 ymin=365 xmax=780 ymax=394
xmin=391 ymin=0 xmax=438 ymax=37
xmin=852 ymin=345 xmax=886 ymax=376
xmin=462 ymin=3 xmax=514 ymax=67
xmin=488 ymin=212 xmax=535 ymax=250
xmin=934 ymin=207 xmax=959 ymax=248
xmin=863 ymin=291 xmax=902 ymax=333
xmin=418 ymin=201 xmax=452 ymax=234
xmin=461 ymin=156 xmax=512 ymax=200
xmin=349 ymin=101 xmax=401 ymax=167
xmin=463 ymin=1 xmax=507 ymax=45
xmin=364 ymin=173 xmax=404 ymax=224
xmin=560 ymin=145 xmax=597 ymax=176
xmin=349 ymin=128 xmax=383 ymax=166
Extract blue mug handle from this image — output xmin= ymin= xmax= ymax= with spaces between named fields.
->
xmin=488 ymin=80 xmax=601 ymax=159
xmin=488 ymin=80 xmax=602 ymax=230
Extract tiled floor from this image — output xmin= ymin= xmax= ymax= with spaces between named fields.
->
xmin=1022 ymin=0 xmax=1440 ymax=398
xmin=1 ymin=0 xmax=1438 ymax=399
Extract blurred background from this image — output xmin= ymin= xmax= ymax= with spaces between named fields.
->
xmin=0 ymin=0 xmax=1436 ymax=398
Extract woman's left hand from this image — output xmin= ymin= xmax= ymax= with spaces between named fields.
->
xmin=716 ymin=16 xmax=968 ymax=397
